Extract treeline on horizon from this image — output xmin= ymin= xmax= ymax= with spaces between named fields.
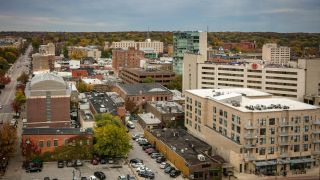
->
xmin=1 ymin=31 xmax=319 ymax=57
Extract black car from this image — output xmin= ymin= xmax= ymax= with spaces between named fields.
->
xmin=25 ymin=163 xmax=42 ymax=173
xmin=129 ymin=158 xmax=143 ymax=164
xmin=151 ymin=153 xmax=163 ymax=159
xmin=81 ymin=177 xmax=88 ymax=180
xmin=142 ymin=144 xmax=153 ymax=150
xmin=57 ymin=160 xmax=64 ymax=168
xmin=100 ymin=158 xmax=107 ymax=164
xmin=44 ymin=177 xmax=50 ymax=180
xmin=170 ymin=170 xmax=181 ymax=178
xmin=156 ymin=156 xmax=166 ymax=163
xmin=164 ymin=166 xmax=175 ymax=174
xmin=138 ymin=171 xmax=155 ymax=179
xmin=66 ymin=160 xmax=75 ymax=167
xmin=94 ymin=171 xmax=106 ymax=180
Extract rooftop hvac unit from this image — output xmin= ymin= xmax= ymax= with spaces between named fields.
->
xmin=197 ymin=154 xmax=206 ymax=161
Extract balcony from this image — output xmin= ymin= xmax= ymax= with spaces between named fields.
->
xmin=312 ymin=130 xmax=320 ymax=134
xmin=313 ymin=120 xmax=320 ymax=125
xmin=244 ymin=134 xmax=257 ymax=139
xmin=279 ymin=131 xmax=289 ymax=136
xmin=244 ymin=154 xmax=256 ymax=161
xmin=244 ymin=124 xmax=256 ymax=130
xmin=279 ymin=122 xmax=292 ymax=127
xmin=243 ymin=144 xmax=255 ymax=149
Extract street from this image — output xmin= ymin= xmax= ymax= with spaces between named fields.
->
xmin=1 ymin=44 xmax=32 ymax=180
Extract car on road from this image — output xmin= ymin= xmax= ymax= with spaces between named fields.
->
xmin=57 ymin=160 xmax=64 ymax=168
xmin=127 ymin=121 xmax=135 ymax=129
xmin=89 ymin=176 xmax=98 ymax=180
xmin=93 ymin=171 xmax=106 ymax=180
xmin=25 ymin=163 xmax=42 ymax=173
xmin=170 ymin=170 xmax=181 ymax=178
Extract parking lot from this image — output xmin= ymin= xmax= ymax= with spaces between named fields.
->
xmin=21 ymin=161 xmax=133 ymax=180
xmin=127 ymin=120 xmax=184 ymax=180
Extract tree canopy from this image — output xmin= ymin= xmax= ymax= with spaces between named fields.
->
xmin=94 ymin=113 xmax=122 ymax=128
xmin=167 ymin=75 xmax=182 ymax=91
xmin=0 ymin=123 xmax=17 ymax=158
xmin=17 ymin=72 xmax=29 ymax=84
xmin=142 ymin=76 xmax=155 ymax=83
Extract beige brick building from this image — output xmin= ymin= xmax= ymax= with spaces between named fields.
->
xmin=262 ymin=43 xmax=290 ymax=64
xmin=111 ymin=39 xmax=164 ymax=54
xmin=184 ymin=88 xmax=320 ymax=175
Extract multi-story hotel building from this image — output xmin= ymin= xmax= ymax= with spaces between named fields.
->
xmin=262 ymin=43 xmax=290 ymax=64
xmin=183 ymin=54 xmax=320 ymax=103
xmin=184 ymin=88 xmax=320 ymax=175
xmin=173 ymin=31 xmax=207 ymax=75
xmin=111 ymin=39 xmax=164 ymax=54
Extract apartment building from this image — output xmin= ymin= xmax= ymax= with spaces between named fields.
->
xmin=184 ymin=88 xmax=320 ymax=175
xmin=303 ymin=58 xmax=320 ymax=106
xmin=183 ymin=53 xmax=313 ymax=102
xmin=32 ymin=53 xmax=55 ymax=73
xmin=68 ymin=46 xmax=101 ymax=60
xmin=112 ymin=47 xmax=145 ymax=74
xmin=173 ymin=31 xmax=207 ymax=75
xmin=39 ymin=43 xmax=55 ymax=55
xmin=111 ymin=39 xmax=164 ymax=54
xmin=262 ymin=43 xmax=290 ymax=64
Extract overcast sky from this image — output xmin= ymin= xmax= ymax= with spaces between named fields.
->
xmin=0 ymin=0 xmax=319 ymax=32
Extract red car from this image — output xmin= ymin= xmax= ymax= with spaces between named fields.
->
xmin=144 ymin=148 xmax=154 ymax=153
xmin=146 ymin=148 xmax=156 ymax=155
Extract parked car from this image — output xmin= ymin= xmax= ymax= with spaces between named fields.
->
xmin=156 ymin=156 xmax=166 ymax=163
xmin=89 ymin=176 xmax=98 ymax=180
xmin=127 ymin=121 xmax=135 ymax=129
xmin=160 ymin=162 xmax=168 ymax=169
xmin=131 ymin=162 xmax=144 ymax=168
xmin=118 ymin=175 xmax=127 ymax=180
xmin=57 ymin=160 xmax=64 ymax=168
xmin=136 ymin=166 xmax=152 ymax=173
xmin=146 ymin=149 xmax=156 ymax=155
xmin=144 ymin=147 xmax=154 ymax=153
xmin=25 ymin=163 xmax=42 ymax=173
xmin=138 ymin=171 xmax=155 ymax=179
xmin=66 ymin=160 xmax=75 ymax=167
xmin=91 ymin=159 xmax=99 ymax=165
xmin=127 ymin=174 xmax=136 ymax=180
xmin=129 ymin=158 xmax=143 ymax=164
xmin=44 ymin=177 xmax=50 ymax=180
xmin=151 ymin=153 xmax=163 ymax=159
xmin=164 ymin=166 xmax=175 ymax=174
xmin=131 ymin=134 xmax=143 ymax=140
xmin=93 ymin=171 xmax=106 ymax=180
xmin=142 ymin=144 xmax=153 ymax=150
xmin=76 ymin=160 xmax=83 ymax=166
xmin=100 ymin=158 xmax=107 ymax=164
xmin=170 ymin=170 xmax=181 ymax=178
xmin=81 ymin=177 xmax=88 ymax=180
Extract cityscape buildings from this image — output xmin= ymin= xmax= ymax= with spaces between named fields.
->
xmin=262 ymin=43 xmax=291 ymax=64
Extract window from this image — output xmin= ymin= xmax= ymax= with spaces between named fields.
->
xmin=237 ymin=126 xmax=241 ymax=134
xmin=270 ymin=137 xmax=275 ymax=144
xmin=304 ymin=116 xmax=309 ymax=123
xmin=224 ymin=120 xmax=227 ymax=127
xmin=219 ymin=117 xmax=223 ymax=124
xmin=260 ymin=128 xmax=266 ymax=135
xmin=260 ymin=138 xmax=266 ymax=145
xmin=293 ymin=145 xmax=300 ymax=152
xmin=294 ymin=126 xmax=300 ymax=133
xmin=269 ymin=118 xmax=275 ymax=125
xmin=259 ymin=148 xmax=266 ymax=155
xmin=213 ymin=123 xmax=216 ymax=130
xmin=304 ymin=125 xmax=309 ymax=132
xmin=269 ymin=127 xmax=275 ymax=135
xmin=54 ymin=140 xmax=58 ymax=147
xmin=303 ymin=144 xmax=308 ymax=151
xmin=304 ymin=135 xmax=308 ymax=142
xmin=224 ymin=111 xmax=228 ymax=118
xmin=219 ymin=109 xmax=223 ymax=116
xmin=213 ymin=106 xmax=216 ymax=113
xmin=268 ymin=147 xmax=275 ymax=154
xmin=232 ymin=124 xmax=235 ymax=131
xmin=39 ymin=141 xmax=44 ymax=148
xmin=47 ymin=140 xmax=51 ymax=147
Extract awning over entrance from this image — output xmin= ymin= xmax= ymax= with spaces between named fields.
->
xmin=290 ymin=158 xmax=314 ymax=164
xmin=254 ymin=160 xmax=276 ymax=166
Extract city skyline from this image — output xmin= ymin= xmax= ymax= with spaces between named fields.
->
xmin=0 ymin=0 xmax=319 ymax=32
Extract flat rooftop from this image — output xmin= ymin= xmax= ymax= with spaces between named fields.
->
xmin=138 ymin=112 xmax=161 ymax=125
xmin=186 ymin=88 xmax=318 ymax=112
xmin=149 ymin=129 xmax=222 ymax=166
xmin=148 ymin=101 xmax=184 ymax=114
xmin=118 ymin=83 xmax=172 ymax=96
xmin=86 ymin=92 xmax=124 ymax=114
xmin=122 ymin=68 xmax=175 ymax=75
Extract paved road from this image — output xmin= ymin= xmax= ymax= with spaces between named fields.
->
xmin=2 ymin=44 xmax=32 ymax=180
xmin=128 ymin=121 xmax=184 ymax=180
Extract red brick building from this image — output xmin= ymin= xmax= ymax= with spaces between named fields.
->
xmin=223 ymin=41 xmax=256 ymax=51
xmin=113 ymin=83 xmax=173 ymax=107
xmin=22 ymin=128 xmax=93 ymax=154
xmin=112 ymin=47 xmax=145 ymax=74
xmin=25 ymin=73 xmax=71 ymax=128
xmin=72 ymin=69 xmax=88 ymax=78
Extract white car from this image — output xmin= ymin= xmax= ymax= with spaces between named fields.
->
xmin=89 ymin=176 xmax=98 ymax=180
xmin=136 ymin=166 xmax=152 ymax=173
xmin=160 ymin=162 xmax=167 ymax=169
xmin=76 ymin=160 xmax=82 ymax=166
xmin=131 ymin=162 xmax=144 ymax=168
xmin=10 ymin=119 xmax=17 ymax=127
xmin=0 ymin=105 xmax=3 ymax=109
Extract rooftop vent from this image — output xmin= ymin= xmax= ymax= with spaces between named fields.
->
xmin=197 ymin=154 xmax=206 ymax=161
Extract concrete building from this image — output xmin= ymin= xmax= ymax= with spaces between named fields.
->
xmin=39 ymin=43 xmax=55 ymax=55
xmin=68 ymin=46 xmax=101 ymax=60
xmin=184 ymin=88 xmax=320 ymax=175
xmin=69 ymin=60 xmax=80 ymax=69
xmin=173 ymin=31 xmax=207 ymax=75
xmin=25 ymin=73 xmax=71 ymax=128
xmin=137 ymin=112 xmax=161 ymax=130
xmin=113 ymin=83 xmax=173 ymax=107
xmin=112 ymin=47 xmax=145 ymax=74
xmin=303 ymin=58 xmax=320 ymax=106
xmin=183 ymin=53 xmax=312 ymax=102
xmin=111 ymin=39 xmax=164 ymax=54
xmin=145 ymin=128 xmax=223 ymax=179
xmin=32 ymin=54 xmax=55 ymax=73
xmin=145 ymin=101 xmax=184 ymax=127
xmin=262 ymin=43 xmax=290 ymax=64
xmin=119 ymin=67 xmax=175 ymax=87
xmin=21 ymin=128 xmax=93 ymax=154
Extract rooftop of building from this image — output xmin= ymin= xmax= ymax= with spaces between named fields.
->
xmin=22 ymin=128 xmax=93 ymax=135
xmin=80 ymin=109 xmax=94 ymax=121
xmin=82 ymin=78 xmax=102 ymax=85
xmin=85 ymin=91 xmax=124 ymax=114
xmin=117 ymin=83 xmax=172 ymax=96
xmin=186 ymin=88 xmax=319 ymax=112
xmin=138 ymin=112 xmax=161 ymax=125
xmin=30 ymin=73 xmax=66 ymax=87
xmin=148 ymin=101 xmax=183 ymax=114
xmin=122 ymin=67 xmax=175 ymax=75
xmin=148 ymin=128 xmax=223 ymax=166
xmin=170 ymin=90 xmax=185 ymax=101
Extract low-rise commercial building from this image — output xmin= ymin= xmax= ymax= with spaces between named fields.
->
xmin=119 ymin=67 xmax=175 ymax=87
xmin=145 ymin=101 xmax=184 ymax=127
xmin=145 ymin=128 xmax=223 ymax=180
xmin=184 ymin=88 xmax=320 ymax=175
xmin=137 ymin=112 xmax=161 ymax=130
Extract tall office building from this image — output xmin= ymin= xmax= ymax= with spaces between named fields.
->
xmin=173 ymin=31 xmax=207 ymax=75
xmin=262 ymin=43 xmax=290 ymax=64
xmin=184 ymin=88 xmax=320 ymax=174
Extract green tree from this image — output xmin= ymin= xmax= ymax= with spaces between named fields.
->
xmin=15 ymin=90 xmax=26 ymax=104
xmin=167 ymin=75 xmax=182 ymax=91
xmin=63 ymin=46 xmax=69 ymax=58
xmin=95 ymin=113 xmax=122 ymax=128
xmin=142 ymin=76 xmax=155 ymax=83
xmin=0 ymin=57 xmax=10 ymax=75
xmin=101 ymin=49 xmax=112 ymax=58
xmin=4 ymin=52 xmax=17 ymax=64
xmin=17 ymin=72 xmax=29 ymax=84
xmin=94 ymin=124 xmax=132 ymax=157
xmin=77 ymin=81 xmax=93 ymax=93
